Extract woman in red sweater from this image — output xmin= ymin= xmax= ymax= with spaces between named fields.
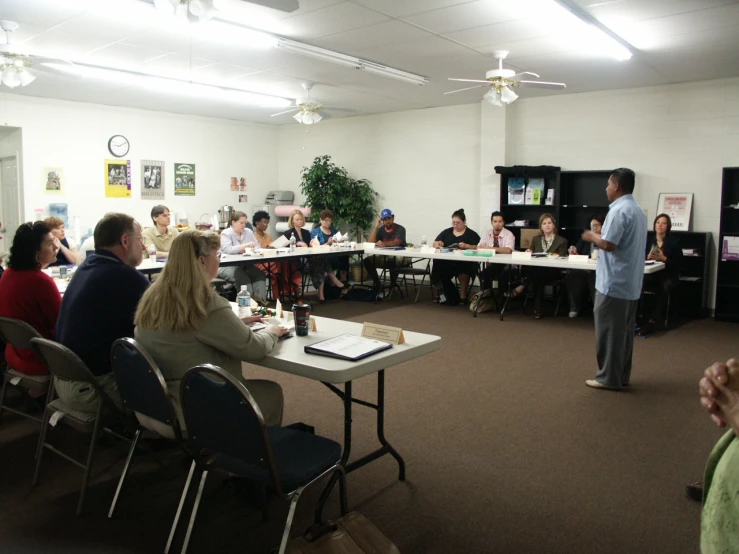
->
xmin=0 ymin=222 xmax=61 ymax=375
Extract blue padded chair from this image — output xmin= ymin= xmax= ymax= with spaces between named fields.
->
xmin=108 ymin=338 xmax=185 ymax=519
xmin=169 ymin=364 xmax=347 ymax=554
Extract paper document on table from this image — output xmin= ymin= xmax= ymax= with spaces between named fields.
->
xmin=249 ymin=318 xmax=294 ymax=332
xmin=271 ymin=235 xmax=289 ymax=248
xmin=304 ymin=333 xmax=393 ymax=361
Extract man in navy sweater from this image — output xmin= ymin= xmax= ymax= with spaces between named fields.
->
xmin=55 ymin=213 xmax=149 ymax=412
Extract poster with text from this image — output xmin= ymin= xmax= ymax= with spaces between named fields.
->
xmin=656 ymin=193 xmax=693 ymax=231
xmin=174 ymin=163 xmax=196 ymax=196
xmin=105 ymin=159 xmax=132 ymax=198
xmin=43 ymin=167 xmax=63 ymax=194
xmin=141 ymin=160 xmax=164 ymax=200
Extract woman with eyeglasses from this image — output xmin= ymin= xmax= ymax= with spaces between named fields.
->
xmin=134 ymin=230 xmax=290 ymax=429
xmin=0 ymin=222 xmax=61 ymax=377
xmin=431 ymin=208 xmax=480 ymax=305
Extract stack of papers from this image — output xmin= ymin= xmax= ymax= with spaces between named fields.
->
xmin=305 ymin=334 xmax=392 ymax=361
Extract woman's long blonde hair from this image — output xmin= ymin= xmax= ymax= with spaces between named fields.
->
xmin=135 ymin=230 xmax=220 ymax=332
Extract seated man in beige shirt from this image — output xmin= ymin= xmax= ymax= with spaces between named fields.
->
xmin=142 ymin=204 xmax=179 ymax=259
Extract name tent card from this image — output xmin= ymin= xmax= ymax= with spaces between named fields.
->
xmin=361 ymin=322 xmax=405 ymax=345
xmin=568 ymin=254 xmax=590 ymax=265
xmin=275 ymin=299 xmax=284 ymax=319
xmin=512 ymin=251 xmax=532 ymax=260
xmin=420 ymin=246 xmax=435 ymax=254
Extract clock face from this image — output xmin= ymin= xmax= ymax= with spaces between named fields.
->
xmin=108 ymin=135 xmax=130 ymax=158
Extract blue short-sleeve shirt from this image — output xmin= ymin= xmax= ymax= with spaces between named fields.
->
xmin=596 ymin=194 xmax=648 ymax=301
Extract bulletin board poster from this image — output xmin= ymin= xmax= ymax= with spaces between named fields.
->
xmin=104 ymin=159 xmax=132 ymax=198
xmin=656 ymin=193 xmax=693 ymax=231
xmin=174 ymin=163 xmax=196 ymax=196
xmin=43 ymin=167 xmax=63 ymax=194
xmin=141 ymin=160 xmax=164 ymax=200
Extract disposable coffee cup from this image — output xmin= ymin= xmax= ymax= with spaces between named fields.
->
xmin=292 ymin=303 xmax=311 ymax=337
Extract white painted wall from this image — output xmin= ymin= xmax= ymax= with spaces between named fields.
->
xmin=276 ymin=103 xmax=483 ymax=244
xmin=506 ymin=77 xmax=739 ymax=307
xmin=0 ymin=93 xmax=279 ymax=242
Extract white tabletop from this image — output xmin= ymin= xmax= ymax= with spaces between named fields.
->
xmin=236 ymin=307 xmax=442 ymax=384
xmin=365 ymin=247 xmax=664 ymax=273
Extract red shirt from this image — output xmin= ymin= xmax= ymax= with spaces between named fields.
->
xmin=0 ymin=267 xmax=62 ymax=375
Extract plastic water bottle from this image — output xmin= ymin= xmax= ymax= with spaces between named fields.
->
xmin=149 ymin=245 xmax=157 ymax=262
xmin=237 ymin=285 xmax=251 ymax=317
xmin=591 ymin=245 xmax=599 ymax=260
xmin=421 ymin=236 xmax=427 ymax=247
xmin=290 ymin=235 xmax=296 ymax=252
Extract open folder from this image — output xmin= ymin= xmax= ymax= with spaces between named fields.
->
xmin=305 ymin=334 xmax=393 ymax=361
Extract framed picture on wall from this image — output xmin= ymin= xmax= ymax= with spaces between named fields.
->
xmin=656 ymin=193 xmax=693 ymax=231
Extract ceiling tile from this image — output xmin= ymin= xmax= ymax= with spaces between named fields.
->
xmin=139 ymin=54 xmax=222 ymax=80
xmin=313 ymin=20 xmax=431 ymax=55
xmin=275 ymin=2 xmax=390 ymax=40
xmin=401 ymin=0 xmax=537 ymax=35
xmin=22 ymin=29 xmax=117 ymax=60
xmin=349 ymin=0 xmax=472 ymax=18
xmin=84 ymin=43 xmax=173 ymax=67
xmin=0 ymin=0 xmax=84 ymax=29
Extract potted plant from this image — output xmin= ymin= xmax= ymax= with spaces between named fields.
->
xmin=299 ymin=155 xmax=378 ymax=281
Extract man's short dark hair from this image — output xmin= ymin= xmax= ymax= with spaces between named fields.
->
xmin=150 ymin=205 xmax=168 ymax=223
xmin=94 ymin=213 xmax=136 ymax=249
xmin=491 ymin=211 xmax=505 ymax=221
xmin=611 ymin=168 xmax=635 ymax=194
xmin=8 ymin=222 xmax=51 ymax=270
xmin=252 ymin=210 xmax=270 ymax=225
xmin=231 ymin=210 xmax=247 ymax=223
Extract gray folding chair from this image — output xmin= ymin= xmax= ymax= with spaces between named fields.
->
xmin=0 ymin=316 xmax=51 ymax=426
xmin=169 ymin=364 xmax=347 ymax=554
xmin=30 ymin=337 xmax=131 ymax=516
xmin=107 ymin=337 xmax=186 ymax=519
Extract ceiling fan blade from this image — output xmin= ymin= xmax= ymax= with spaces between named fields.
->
xmin=448 ymin=78 xmax=490 ymax=84
xmin=444 ymin=84 xmax=490 ymax=95
xmin=510 ymin=71 xmax=540 ymax=80
xmin=238 ymin=0 xmax=300 ymax=12
xmin=270 ymin=108 xmax=299 ymax=116
xmin=323 ymin=106 xmax=359 ymax=113
xmin=518 ymin=80 xmax=567 ymax=90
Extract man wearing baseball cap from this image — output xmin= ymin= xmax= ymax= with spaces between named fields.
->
xmin=363 ymin=209 xmax=408 ymax=294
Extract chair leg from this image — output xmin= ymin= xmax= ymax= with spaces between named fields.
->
xmin=337 ymin=467 xmax=348 ymax=516
xmin=278 ymin=489 xmax=304 ymax=554
xmin=0 ymin=375 xmax=8 ymax=425
xmin=181 ymin=469 xmax=208 ymax=554
xmin=108 ymin=428 xmax=141 ymax=519
xmin=32 ymin=406 xmax=52 ymax=486
xmin=665 ymin=292 xmax=671 ymax=329
xmin=76 ymin=403 xmax=105 ymax=516
xmin=166 ymin=461 xmax=197 ymax=554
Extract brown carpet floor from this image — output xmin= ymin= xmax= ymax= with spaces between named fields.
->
xmin=0 ymin=295 xmax=733 ymax=554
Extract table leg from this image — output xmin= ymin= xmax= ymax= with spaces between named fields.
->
xmin=315 ymin=370 xmax=405 ymax=522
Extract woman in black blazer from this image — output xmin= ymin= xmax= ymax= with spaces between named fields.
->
xmin=506 ymin=213 xmax=568 ymax=319
xmin=638 ymin=213 xmax=683 ymax=335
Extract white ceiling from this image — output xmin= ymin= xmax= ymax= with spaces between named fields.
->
xmin=2 ymin=0 xmax=739 ymax=124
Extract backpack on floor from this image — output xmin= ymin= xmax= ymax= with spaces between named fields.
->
xmin=469 ymin=289 xmax=497 ymax=314
xmin=286 ymin=511 xmax=400 ymax=554
xmin=342 ymin=285 xmax=378 ymax=302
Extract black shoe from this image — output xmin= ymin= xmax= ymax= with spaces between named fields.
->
xmin=686 ymin=481 xmax=703 ymax=502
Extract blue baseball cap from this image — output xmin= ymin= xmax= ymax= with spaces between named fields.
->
xmin=380 ymin=209 xmax=394 ymax=218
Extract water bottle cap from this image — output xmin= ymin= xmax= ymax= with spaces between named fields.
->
xmin=241 ymin=285 xmax=247 ymax=290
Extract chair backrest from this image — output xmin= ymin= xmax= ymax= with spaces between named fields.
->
xmin=180 ymin=364 xmax=282 ymax=491
xmin=0 ymin=316 xmax=43 ymax=350
xmin=111 ymin=338 xmax=181 ymax=438
xmin=30 ymin=337 xmax=100 ymax=385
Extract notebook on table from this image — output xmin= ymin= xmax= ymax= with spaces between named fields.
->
xmin=305 ymin=334 xmax=393 ymax=361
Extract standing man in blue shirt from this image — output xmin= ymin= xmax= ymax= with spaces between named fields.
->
xmin=580 ymin=168 xmax=647 ymax=391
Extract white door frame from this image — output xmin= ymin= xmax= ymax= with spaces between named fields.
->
xmin=0 ymin=150 xmax=24 ymax=237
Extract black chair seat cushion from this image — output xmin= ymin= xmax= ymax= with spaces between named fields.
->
xmin=213 ymin=426 xmax=341 ymax=492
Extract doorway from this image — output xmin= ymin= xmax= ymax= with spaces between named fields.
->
xmin=0 ymin=152 xmax=22 ymax=260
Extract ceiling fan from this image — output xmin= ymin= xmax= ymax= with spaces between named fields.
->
xmin=153 ymin=0 xmax=299 ymax=22
xmin=270 ymin=83 xmax=358 ymax=125
xmin=0 ymin=20 xmax=75 ymax=88
xmin=445 ymin=50 xmax=566 ymax=106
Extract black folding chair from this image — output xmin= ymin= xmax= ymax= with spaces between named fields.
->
xmin=168 ymin=364 xmax=347 ymax=554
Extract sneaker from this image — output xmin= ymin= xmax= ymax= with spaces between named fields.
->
xmin=585 ymin=379 xmax=620 ymax=391
xmin=569 ymin=311 xmax=578 ymax=318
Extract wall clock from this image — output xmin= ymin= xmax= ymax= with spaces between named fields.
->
xmin=108 ymin=135 xmax=130 ymax=158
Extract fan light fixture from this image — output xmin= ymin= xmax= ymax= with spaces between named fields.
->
xmin=0 ymin=20 xmax=36 ymax=88
xmin=293 ymin=111 xmax=322 ymax=125
xmin=153 ymin=0 xmax=218 ymax=23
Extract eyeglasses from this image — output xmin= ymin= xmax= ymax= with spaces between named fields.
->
xmin=216 ymin=250 xmax=222 ymax=259
xmin=128 ymin=235 xmax=146 ymax=246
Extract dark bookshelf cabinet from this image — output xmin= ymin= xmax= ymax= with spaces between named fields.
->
xmin=715 ymin=167 xmax=739 ymax=322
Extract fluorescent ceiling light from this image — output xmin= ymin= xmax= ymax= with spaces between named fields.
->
xmin=275 ymin=39 xmax=429 ymax=86
xmin=42 ymin=62 xmax=292 ymax=108
xmin=546 ymin=0 xmax=633 ymax=61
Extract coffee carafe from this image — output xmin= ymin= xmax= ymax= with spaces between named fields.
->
xmin=218 ymin=205 xmax=233 ymax=229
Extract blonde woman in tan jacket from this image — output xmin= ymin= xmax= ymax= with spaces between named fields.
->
xmin=134 ymin=230 xmax=290 ymax=428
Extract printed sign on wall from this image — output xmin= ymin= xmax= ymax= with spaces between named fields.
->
xmin=174 ymin=163 xmax=195 ymax=196
xmin=141 ymin=160 xmax=165 ymax=200
xmin=105 ymin=159 xmax=132 ymax=198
